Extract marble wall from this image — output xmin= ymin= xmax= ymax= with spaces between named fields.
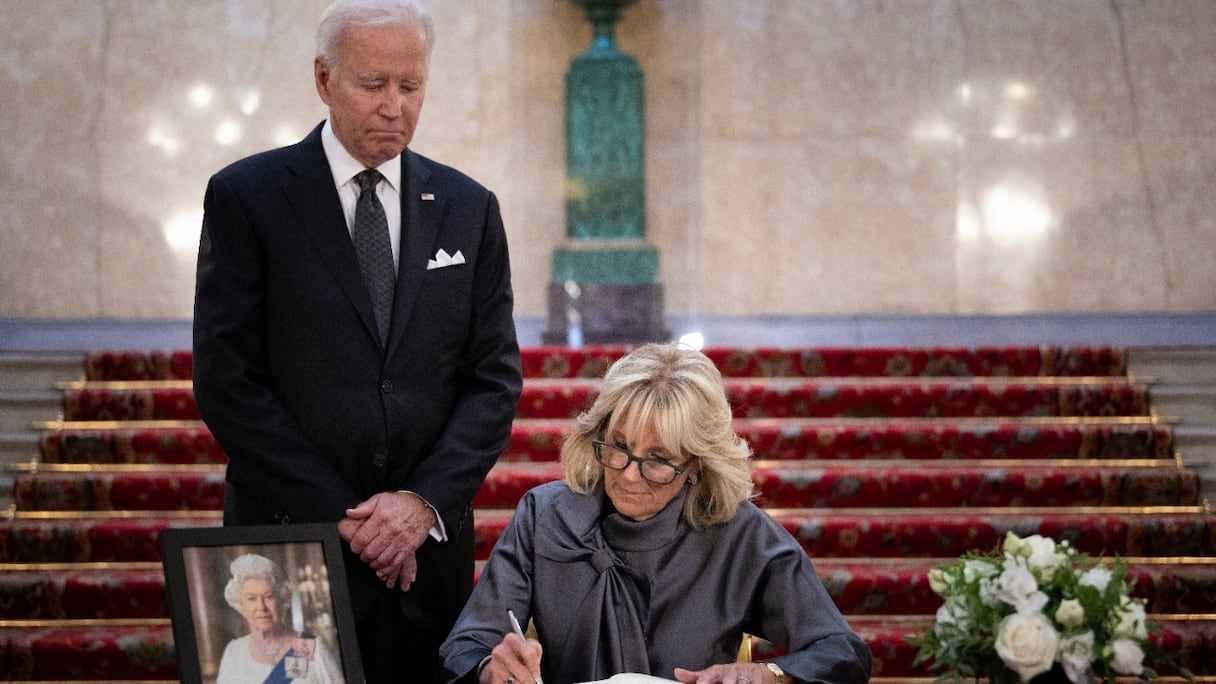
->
xmin=1 ymin=0 xmax=1213 ymax=321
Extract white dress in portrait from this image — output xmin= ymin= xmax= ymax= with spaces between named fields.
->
xmin=215 ymin=633 xmax=344 ymax=684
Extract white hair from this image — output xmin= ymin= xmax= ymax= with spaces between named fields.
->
xmin=222 ymin=553 xmax=293 ymax=610
xmin=316 ymin=0 xmax=434 ymax=69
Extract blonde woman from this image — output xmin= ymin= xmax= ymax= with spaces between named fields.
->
xmin=440 ymin=343 xmax=871 ymax=684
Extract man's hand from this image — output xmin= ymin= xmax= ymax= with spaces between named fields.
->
xmin=339 ymin=491 xmax=437 ymax=590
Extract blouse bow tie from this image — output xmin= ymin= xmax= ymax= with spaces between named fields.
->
xmin=545 ymin=525 xmax=653 ymax=680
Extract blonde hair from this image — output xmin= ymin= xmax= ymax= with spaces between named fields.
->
xmin=562 ymin=343 xmax=754 ymax=527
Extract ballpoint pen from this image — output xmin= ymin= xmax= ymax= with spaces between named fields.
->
xmin=508 ymin=609 xmax=544 ymax=684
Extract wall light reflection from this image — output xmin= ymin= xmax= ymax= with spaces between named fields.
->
xmin=913 ymin=119 xmax=960 ymax=144
xmin=273 ymin=126 xmax=302 ymax=147
xmin=677 ymin=331 xmax=705 ymax=350
xmin=240 ymin=91 xmax=261 ymax=116
xmin=188 ymin=84 xmax=213 ymax=109
xmin=163 ymin=210 xmax=203 ymax=255
xmin=958 ymin=182 xmax=1054 ymax=247
xmin=215 ymin=119 xmax=242 ymax=146
xmin=1005 ymin=81 xmax=1032 ymax=100
xmin=919 ymin=79 xmax=1074 ymax=145
xmin=145 ymin=125 xmax=180 ymax=156
xmin=957 ymin=82 xmax=972 ymax=105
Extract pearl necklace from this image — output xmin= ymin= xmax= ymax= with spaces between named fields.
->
xmin=261 ymin=635 xmax=287 ymax=657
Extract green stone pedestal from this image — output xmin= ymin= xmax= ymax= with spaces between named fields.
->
xmin=546 ymin=0 xmax=666 ymax=346
xmin=542 ymin=282 xmax=668 ymax=345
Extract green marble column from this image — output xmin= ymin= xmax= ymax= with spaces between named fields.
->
xmin=543 ymin=0 xmax=667 ymax=345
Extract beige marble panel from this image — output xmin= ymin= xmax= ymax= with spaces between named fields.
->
xmin=1119 ymin=0 xmax=1216 ymax=136
xmin=700 ymin=137 xmax=957 ymax=315
xmin=624 ymin=1 xmax=703 ymax=317
xmin=700 ymin=0 xmax=965 ymax=140
xmin=955 ymin=135 xmax=1167 ymax=313
xmin=953 ymin=0 xmax=1138 ymax=139
xmin=1140 ymin=136 xmax=1216 ymax=309
xmin=1 ymin=3 xmax=108 ymax=316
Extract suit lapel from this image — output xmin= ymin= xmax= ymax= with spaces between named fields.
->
xmin=282 ymin=125 xmax=382 ymax=347
xmin=387 ymin=150 xmax=440 ymax=356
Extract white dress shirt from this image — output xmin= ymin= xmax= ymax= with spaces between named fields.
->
xmin=320 ymin=120 xmax=446 ymax=543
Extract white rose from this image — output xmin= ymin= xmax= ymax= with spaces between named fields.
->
xmin=979 ymin=576 xmax=1002 ymax=607
xmin=1058 ymin=631 xmax=1095 ymax=683
xmin=994 ymin=612 xmax=1059 ymax=682
xmin=1111 ymin=638 xmax=1146 ymax=675
xmin=1003 ymin=531 xmax=1026 ymax=555
xmin=1112 ymin=596 xmax=1148 ymax=639
xmin=1054 ymin=599 xmax=1085 ymax=628
xmin=1079 ymin=565 xmax=1112 ymax=592
xmin=928 ymin=567 xmax=951 ymax=595
xmin=963 ymin=558 xmax=999 ymax=583
xmin=995 ymin=557 xmax=1049 ymax=614
xmin=1022 ymin=535 xmax=1069 ymax=580
xmin=934 ymin=600 xmax=971 ymax=636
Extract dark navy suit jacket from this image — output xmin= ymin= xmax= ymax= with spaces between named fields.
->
xmin=192 ymin=122 xmax=522 ymax=632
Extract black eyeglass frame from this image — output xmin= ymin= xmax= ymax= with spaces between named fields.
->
xmin=591 ymin=439 xmax=691 ymax=485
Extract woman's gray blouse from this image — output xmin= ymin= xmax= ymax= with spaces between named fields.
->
xmin=439 ymin=481 xmax=872 ymax=684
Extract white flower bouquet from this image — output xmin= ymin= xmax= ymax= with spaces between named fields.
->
xmin=908 ymin=532 xmax=1189 ymax=683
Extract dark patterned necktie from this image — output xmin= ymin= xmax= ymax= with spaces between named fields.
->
xmin=353 ymin=169 xmax=395 ymax=346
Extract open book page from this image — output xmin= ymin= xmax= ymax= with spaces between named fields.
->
xmin=575 ymin=674 xmax=680 ymax=684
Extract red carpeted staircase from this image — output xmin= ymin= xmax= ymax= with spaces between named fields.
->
xmin=1 ymin=345 xmax=1214 ymax=682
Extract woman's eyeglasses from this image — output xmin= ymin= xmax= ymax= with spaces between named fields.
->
xmin=592 ymin=440 xmax=689 ymax=485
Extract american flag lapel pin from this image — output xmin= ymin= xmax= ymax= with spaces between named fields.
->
xmin=421 ymin=192 xmax=435 ymax=201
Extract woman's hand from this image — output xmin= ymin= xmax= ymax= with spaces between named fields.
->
xmin=673 ymin=662 xmax=775 ymax=684
xmin=479 ymin=632 xmax=543 ymax=684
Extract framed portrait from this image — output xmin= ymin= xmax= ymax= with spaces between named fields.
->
xmin=159 ymin=523 xmax=364 ymax=684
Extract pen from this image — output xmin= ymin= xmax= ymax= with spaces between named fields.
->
xmin=507 ymin=609 xmax=544 ymax=684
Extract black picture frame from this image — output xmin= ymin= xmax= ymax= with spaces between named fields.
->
xmin=159 ymin=523 xmax=364 ymax=684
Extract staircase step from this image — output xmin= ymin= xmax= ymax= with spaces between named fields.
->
xmin=0 ymin=390 xmax=62 ymax=433
xmin=1129 ymin=346 xmax=1216 ymax=385
xmin=731 ymin=417 xmax=1173 ymax=462
xmin=0 ymin=430 xmax=39 ymax=466
xmin=0 ymin=351 xmax=85 ymax=390
xmin=3 ymin=507 xmax=1211 ymax=564
xmin=0 ymin=563 xmax=167 ymax=620
xmin=35 ymin=416 xmax=1175 ymax=466
xmin=0 ymin=619 xmax=176 ymax=681
xmin=465 ymin=506 xmax=1216 ymax=561
xmin=84 ymin=350 xmax=192 ymax=382
xmin=11 ymin=459 xmax=1199 ymax=513
xmin=0 ymin=512 xmax=220 ymax=563
xmin=82 ymin=345 xmax=1131 ymax=381
xmin=57 ymin=377 xmax=1151 ymax=422
xmin=10 ymin=465 xmax=226 ymax=512
xmin=774 ymin=616 xmax=1215 ymax=678
xmin=474 ymin=459 xmax=1201 ymax=510
xmin=37 ymin=421 xmax=225 ymax=465
xmin=749 ymin=459 xmax=1200 ymax=508
xmin=1149 ymin=385 xmax=1216 ymax=424
xmin=4 ymin=557 xmax=1211 ymax=623
xmin=2 ymin=615 xmax=1209 ymax=680
xmin=1177 ymin=425 xmax=1216 ymax=504
xmin=518 ymin=377 xmax=1151 ymax=420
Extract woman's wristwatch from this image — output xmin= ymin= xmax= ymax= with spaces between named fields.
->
xmin=764 ymin=662 xmax=786 ymax=684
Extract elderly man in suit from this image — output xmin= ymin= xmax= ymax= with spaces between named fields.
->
xmin=191 ymin=1 xmax=522 ymax=681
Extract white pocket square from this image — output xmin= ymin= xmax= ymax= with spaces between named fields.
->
xmin=426 ymin=248 xmax=466 ymax=270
